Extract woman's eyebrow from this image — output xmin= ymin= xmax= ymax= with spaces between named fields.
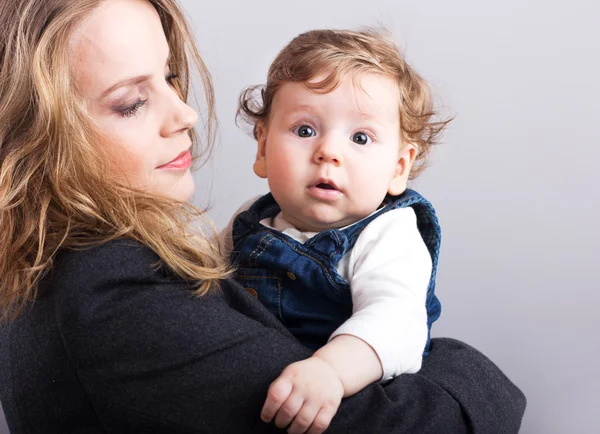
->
xmin=99 ymin=74 xmax=152 ymax=99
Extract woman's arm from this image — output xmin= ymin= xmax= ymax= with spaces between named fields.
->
xmin=54 ymin=240 xmax=525 ymax=433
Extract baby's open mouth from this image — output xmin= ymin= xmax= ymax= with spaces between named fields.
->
xmin=316 ymin=183 xmax=336 ymax=190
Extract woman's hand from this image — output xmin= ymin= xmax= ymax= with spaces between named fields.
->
xmin=261 ymin=356 xmax=344 ymax=434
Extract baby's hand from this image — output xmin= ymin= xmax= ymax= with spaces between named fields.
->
xmin=261 ymin=356 xmax=344 ymax=434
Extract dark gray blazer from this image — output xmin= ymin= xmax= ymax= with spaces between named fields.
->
xmin=0 ymin=240 xmax=525 ymax=433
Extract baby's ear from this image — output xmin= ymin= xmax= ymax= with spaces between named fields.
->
xmin=253 ymin=121 xmax=268 ymax=179
xmin=388 ymin=143 xmax=417 ymax=195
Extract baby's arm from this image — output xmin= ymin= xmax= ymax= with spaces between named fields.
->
xmin=261 ymin=208 xmax=432 ymax=433
xmin=331 ymin=207 xmax=432 ymax=381
xmin=260 ymin=336 xmax=380 ymax=434
xmin=313 ymin=334 xmax=382 ymax=395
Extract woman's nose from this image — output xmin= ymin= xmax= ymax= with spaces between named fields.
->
xmin=160 ymin=92 xmax=198 ymax=138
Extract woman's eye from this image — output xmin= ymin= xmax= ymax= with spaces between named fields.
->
xmin=166 ymin=73 xmax=178 ymax=86
xmin=293 ymin=125 xmax=316 ymax=138
xmin=119 ymin=99 xmax=147 ymax=118
xmin=351 ymin=132 xmax=371 ymax=145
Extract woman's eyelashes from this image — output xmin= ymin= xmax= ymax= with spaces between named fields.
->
xmin=114 ymin=73 xmax=178 ymax=118
xmin=117 ymin=98 xmax=148 ymax=118
xmin=166 ymin=72 xmax=178 ymax=87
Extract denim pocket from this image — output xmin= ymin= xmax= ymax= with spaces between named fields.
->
xmin=234 ymin=267 xmax=284 ymax=321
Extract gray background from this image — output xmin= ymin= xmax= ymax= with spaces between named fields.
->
xmin=1 ymin=0 xmax=597 ymax=432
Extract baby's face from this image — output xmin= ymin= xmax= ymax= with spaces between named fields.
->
xmin=254 ymin=72 xmax=414 ymax=232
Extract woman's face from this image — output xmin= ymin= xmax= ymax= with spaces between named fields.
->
xmin=70 ymin=0 xmax=198 ymax=201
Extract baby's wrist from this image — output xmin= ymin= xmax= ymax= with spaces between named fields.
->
xmin=311 ymin=354 xmax=349 ymax=395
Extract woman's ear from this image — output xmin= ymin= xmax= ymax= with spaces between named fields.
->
xmin=253 ymin=121 xmax=268 ymax=179
xmin=388 ymin=143 xmax=417 ymax=195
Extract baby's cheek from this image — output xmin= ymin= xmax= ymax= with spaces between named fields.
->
xmin=269 ymin=165 xmax=294 ymax=190
xmin=354 ymin=183 xmax=387 ymax=213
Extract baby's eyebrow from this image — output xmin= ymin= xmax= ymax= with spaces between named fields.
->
xmin=286 ymin=104 xmax=317 ymax=113
xmin=355 ymin=103 xmax=398 ymax=124
xmin=279 ymin=105 xmax=323 ymax=120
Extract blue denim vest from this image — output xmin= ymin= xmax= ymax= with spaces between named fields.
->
xmin=231 ymin=188 xmax=442 ymax=355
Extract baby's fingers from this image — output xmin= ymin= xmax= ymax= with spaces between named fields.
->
xmin=306 ymin=405 xmax=338 ymax=434
xmin=261 ymin=377 xmax=293 ymax=423
xmin=287 ymin=402 xmax=319 ymax=434
xmin=274 ymin=391 xmax=304 ymax=429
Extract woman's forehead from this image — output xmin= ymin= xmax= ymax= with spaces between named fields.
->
xmin=69 ymin=0 xmax=169 ymax=99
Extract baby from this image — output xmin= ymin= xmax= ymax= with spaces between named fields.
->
xmin=224 ymin=29 xmax=450 ymax=433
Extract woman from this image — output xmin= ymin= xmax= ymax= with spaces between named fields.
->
xmin=0 ymin=0 xmax=525 ymax=433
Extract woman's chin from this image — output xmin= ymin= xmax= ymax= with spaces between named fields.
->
xmin=175 ymin=170 xmax=196 ymax=202
xmin=158 ymin=169 xmax=196 ymax=202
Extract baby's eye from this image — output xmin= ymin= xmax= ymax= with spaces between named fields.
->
xmin=351 ymin=132 xmax=372 ymax=145
xmin=293 ymin=125 xmax=316 ymax=138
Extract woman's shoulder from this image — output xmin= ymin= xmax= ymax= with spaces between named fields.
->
xmin=46 ymin=237 xmax=292 ymax=356
xmin=55 ymin=239 xmax=159 ymax=277
xmin=45 ymin=239 xmax=185 ymax=314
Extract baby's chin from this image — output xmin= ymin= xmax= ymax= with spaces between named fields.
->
xmin=282 ymin=208 xmax=371 ymax=233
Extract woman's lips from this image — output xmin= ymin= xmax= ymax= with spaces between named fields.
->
xmin=157 ymin=150 xmax=192 ymax=170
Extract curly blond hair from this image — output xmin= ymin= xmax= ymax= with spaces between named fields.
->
xmin=238 ymin=28 xmax=451 ymax=178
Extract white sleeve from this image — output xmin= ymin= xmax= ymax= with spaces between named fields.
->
xmin=220 ymin=195 xmax=262 ymax=254
xmin=329 ymin=207 xmax=432 ymax=381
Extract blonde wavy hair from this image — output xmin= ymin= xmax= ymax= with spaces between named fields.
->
xmin=238 ymin=28 xmax=451 ymax=178
xmin=0 ymin=0 xmax=231 ymax=320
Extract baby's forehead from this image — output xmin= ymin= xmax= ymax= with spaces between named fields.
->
xmin=272 ymin=75 xmax=401 ymax=127
xmin=292 ymin=71 xmax=402 ymax=108
xmin=304 ymin=68 xmax=399 ymax=89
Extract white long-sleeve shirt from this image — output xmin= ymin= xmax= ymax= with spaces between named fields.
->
xmin=223 ymin=197 xmax=432 ymax=380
